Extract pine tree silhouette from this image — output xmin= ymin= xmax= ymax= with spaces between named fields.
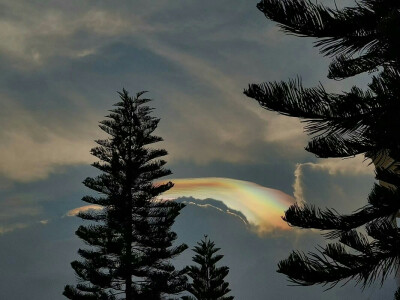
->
xmin=244 ymin=0 xmax=400 ymax=294
xmin=183 ymin=236 xmax=234 ymax=300
xmin=63 ymin=90 xmax=188 ymax=299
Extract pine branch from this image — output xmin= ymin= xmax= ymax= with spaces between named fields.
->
xmin=328 ymin=53 xmax=383 ymax=79
xmin=244 ymin=79 xmax=378 ymax=137
xmin=278 ymin=220 xmax=400 ymax=288
xmin=257 ymin=0 xmax=400 ymax=59
xmin=306 ymin=133 xmax=371 ymax=158
xmin=284 ymin=168 xmax=400 ymax=238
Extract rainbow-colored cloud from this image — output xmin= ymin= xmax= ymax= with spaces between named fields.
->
xmin=66 ymin=178 xmax=295 ymax=234
xmin=159 ymin=177 xmax=295 ymax=234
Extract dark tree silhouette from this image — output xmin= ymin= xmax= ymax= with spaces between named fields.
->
xmin=395 ymin=287 xmax=400 ymax=300
xmin=183 ymin=236 xmax=234 ymax=300
xmin=63 ymin=90 xmax=188 ymax=299
xmin=244 ymin=0 xmax=400 ymax=294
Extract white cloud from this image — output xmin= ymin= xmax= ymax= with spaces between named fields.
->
xmin=293 ymin=163 xmax=306 ymax=203
xmin=292 ymin=155 xmax=374 ymax=205
xmin=308 ymin=155 xmax=374 ymax=176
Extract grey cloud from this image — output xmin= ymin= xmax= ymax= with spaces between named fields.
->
xmin=299 ymin=163 xmax=376 ymax=213
xmin=0 ymin=97 xmax=100 ymax=181
xmin=292 ymin=156 xmax=375 ymax=203
xmin=0 ymin=1 xmax=165 ymax=68
xmin=0 ymin=197 xmax=391 ymax=299
xmin=0 ymin=165 xmax=94 ymax=234
xmin=0 ymin=0 xmax=357 ymax=181
xmin=175 ymin=201 xmax=396 ymax=299
xmin=175 ymin=196 xmax=250 ymax=226
xmin=0 ymin=0 xmax=385 ymax=297
xmin=0 ymin=191 xmax=44 ymax=234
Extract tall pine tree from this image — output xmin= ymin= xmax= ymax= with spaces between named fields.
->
xmin=64 ymin=89 xmax=188 ymax=299
xmin=244 ymin=0 xmax=400 ymax=294
xmin=183 ymin=236 xmax=234 ymax=300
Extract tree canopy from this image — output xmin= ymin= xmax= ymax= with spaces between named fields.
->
xmin=245 ymin=0 xmax=400 ymax=294
xmin=64 ymin=90 xmax=188 ymax=299
xmin=183 ymin=236 xmax=234 ymax=300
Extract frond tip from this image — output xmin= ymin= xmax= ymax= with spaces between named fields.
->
xmin=278 ymin=220 xmax=400 ymax=288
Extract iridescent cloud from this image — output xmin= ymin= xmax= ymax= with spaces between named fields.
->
xmin=159 ymin=177 xmax=295 ymax=234
xmin=66 ymin=178 xmax=294 ymax=234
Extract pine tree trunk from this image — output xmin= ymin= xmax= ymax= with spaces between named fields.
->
xmin=126 ymin=221 xmax=133 ymax=299
xmin=126 ymin=275 xmax=133 ymax=299
xmin=126 ymin=121 xmax=134 ymax=300
xmin=125 ymin=214 xmax=134 ymax=299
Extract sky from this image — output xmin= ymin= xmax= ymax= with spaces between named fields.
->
xmin=0 ymin=0 xmax=396 ymax=299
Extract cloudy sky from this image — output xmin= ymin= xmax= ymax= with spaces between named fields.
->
xmin=0 ymin=0 xmax=396 ymax=299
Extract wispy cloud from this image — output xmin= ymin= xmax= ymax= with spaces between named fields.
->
xmin=145 ymin=39 xmax=308 ymax=163
xmin=0 ymin=223 xmax=29 ymax=235
xmin=0 ymin=97 xmax=99 ymax=181
xmin=0 ymin=2 xmax=166 ymax=68
xmin=0 ymin=0 xmax=371 ymax=183
xmin=0 ymin=195 xmax=50 ymax=235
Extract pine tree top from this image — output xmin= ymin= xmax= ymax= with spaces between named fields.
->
xmin=64 ymin=90 xmax=188 ymax=299
xmin=185 ymin=235 xmax=234 ymax=300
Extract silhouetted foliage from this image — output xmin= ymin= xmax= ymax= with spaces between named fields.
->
xmin=64 ymin=90 xmax=188 ymax=299
xmin=182 ymin=236 xmax=234 ymax=300
xmin=395 ymin=286 xmax=400 ymax=300
xmin=244 ymin=0 xmax=400 ymax=295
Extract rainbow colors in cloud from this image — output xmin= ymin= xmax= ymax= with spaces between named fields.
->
xmin=159 ymin=177 xmax=295 ymax=234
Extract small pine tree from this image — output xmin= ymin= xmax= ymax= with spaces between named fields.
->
xmin=63 ymin=89 xmax=188 ymax=299
xmin=183 ymin=236 xmax=234 ymax=300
